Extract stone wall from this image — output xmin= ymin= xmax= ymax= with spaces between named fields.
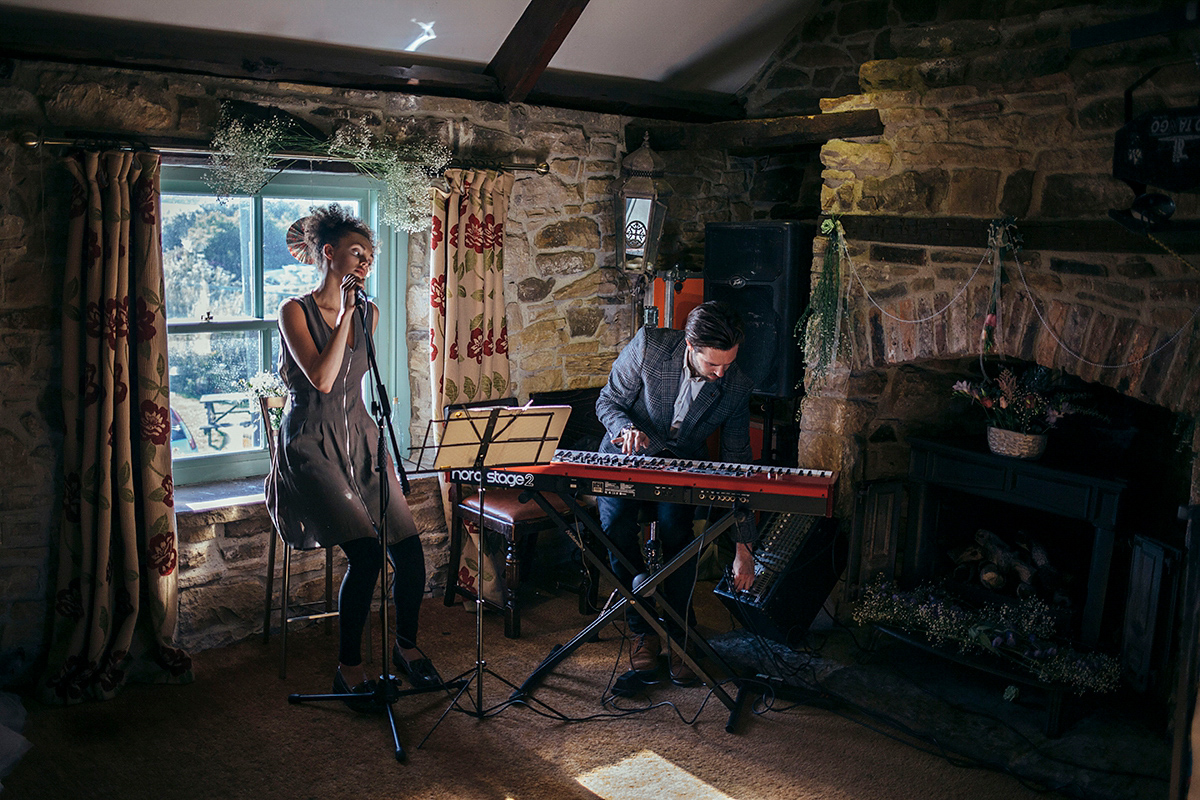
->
xmin=740 ymin=0 xmax=906 ymax=117
xmin=0 ymin=132 xmax=67 ymax=685
xmin=404 ymin=104 xmax=631 ymax=436
xmin=0 ymin=59 xmax=631 ymax=684
xmin=175 ymin=476 xmax=445 ymax=652
xmin=729 ymin=1 xmax=1200 ymax=513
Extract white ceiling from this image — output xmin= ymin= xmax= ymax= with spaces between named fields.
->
xmin=6 ymin=0 xmax=812 ymax=93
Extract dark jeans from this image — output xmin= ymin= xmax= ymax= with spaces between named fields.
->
xmin=596 ymin=495 xmax=698 ymax=638
xmin=337 ymin=535 xmax=425 ymax=666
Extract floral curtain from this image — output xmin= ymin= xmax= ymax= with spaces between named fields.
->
xmin=429 ymin=168 xmax=514 ymax=604
xmin=430 ymin=168 xmax=514 ymax=411
xmin=43 ymin=151 xmax=192 ymax=704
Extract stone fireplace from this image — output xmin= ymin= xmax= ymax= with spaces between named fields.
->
xmin=765 ymin=15 xmax=1200 ymax=673
xmin=795 ymin=230 xmax=1199 ymax=696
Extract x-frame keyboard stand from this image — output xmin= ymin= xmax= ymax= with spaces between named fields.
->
xmin=510 ymin=488 xmax=750 ymax=732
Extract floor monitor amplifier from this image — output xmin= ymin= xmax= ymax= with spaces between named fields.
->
xmin=714 ymin=512 xmax=845 ymax=646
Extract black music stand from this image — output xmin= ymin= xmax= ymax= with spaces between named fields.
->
xmin=511 ymin=487 xmax=747 ymax=724
xmin=410 ymin=403 xmax=570 ymax=745
xmin=285 ymin=296 xmax=462 ymax=763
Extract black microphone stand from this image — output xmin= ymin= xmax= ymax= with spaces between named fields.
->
xmin=287 ymin=292 xmax=462 ymax=762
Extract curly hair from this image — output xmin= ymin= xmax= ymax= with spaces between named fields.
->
xmin=302 ymin=204 xmax=374 ymax=267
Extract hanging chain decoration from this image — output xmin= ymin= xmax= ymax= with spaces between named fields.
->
xmin=981 ymin=216 xmax=1022 ymax=354
xmin=848 ymin=230 xmax=992 ymax=324
xmin=795 ymin=216 xmax=853 ymax=388
xmin=1013 ymin=245 xmax=1200 ymax=370
xmin=831 ymin=214 xmax=1200 ymax=374
xmin=205 ymin=105 xmax=451 ymax=233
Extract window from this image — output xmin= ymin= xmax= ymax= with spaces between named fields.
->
xmin=161 ymin=168 xmax=411 ymax=484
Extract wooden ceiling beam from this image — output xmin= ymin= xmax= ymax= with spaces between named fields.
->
xmin=0 ymin=7 xmax=500 ymax=97
xmin=627 ymin=109 xmax=884 ymax=154
xmin=486 ymin=0 xmax=592 ymax=103
xmin=530 ymin=72 xmax=744 ymax=122
xmin=840 ymin=215 xmax=1200 ymax=254
xmin=0 ymin=6 xmax=742 ymax=121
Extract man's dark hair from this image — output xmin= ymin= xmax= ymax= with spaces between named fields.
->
xmin=304 ymin=203 xmax=374 ymax=266
xmin=684 ymin=301 xmax=744 ymax=350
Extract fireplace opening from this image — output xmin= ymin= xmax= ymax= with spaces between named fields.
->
xmin=844 ymin=358 xmax=1193 ymax=691
xmin=916 ymin=490 xmax=1112 ymax=649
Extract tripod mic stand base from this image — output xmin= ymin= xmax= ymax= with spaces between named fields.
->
xmin=287 ymin=674 xmax=467 ymax=762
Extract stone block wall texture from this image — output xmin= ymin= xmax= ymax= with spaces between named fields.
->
xmin=174 ymin=475 xmax=447 ymax=652
xmin=0 ymin=60 xmax=630 ymax=684
xmin=727 ymin=1 xmax=1200 ymax=514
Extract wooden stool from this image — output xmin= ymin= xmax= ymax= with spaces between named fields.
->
xmin=443 ymin=485 xmax=571 ymax=638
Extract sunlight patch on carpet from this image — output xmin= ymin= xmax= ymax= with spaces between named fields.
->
xmin=575 ymin=750 xmax=735 ymax=800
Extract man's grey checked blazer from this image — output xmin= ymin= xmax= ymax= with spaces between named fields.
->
xmin=595 ymin=325 xmax=756 ymax=542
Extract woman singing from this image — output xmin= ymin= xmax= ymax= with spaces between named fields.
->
xmin=266 ymin=204 xmax=438 ymax=709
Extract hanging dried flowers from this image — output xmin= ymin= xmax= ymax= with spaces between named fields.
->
xmin=981 ymin=216 xmax=1022 ymax=352
xmin=794 ymin=216 xmax=852 ymax=389
xmin=206 ymin=108 xmax=452 ymax=233
xmin=205 ymin=109 xmax=287 ymax=198
xmin=324 ymin=119 xmax=453 ymax=233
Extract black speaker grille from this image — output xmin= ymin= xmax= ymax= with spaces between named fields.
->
xmin=703 ymin=221 xmax=815 ymax=398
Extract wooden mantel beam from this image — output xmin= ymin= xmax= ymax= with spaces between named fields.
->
xmin=486 ymin=0 xmax=592 ymax=103
xmin=839 ymin=215 xmax=1200 ymax=255
xmin=627 ymin=109 xmax=884 ymax=155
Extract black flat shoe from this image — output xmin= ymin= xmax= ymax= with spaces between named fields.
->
xmin=393 ymin=643 xmax=441 ymax=689
xmin=333 ymin=669 xmax=378 ymax=713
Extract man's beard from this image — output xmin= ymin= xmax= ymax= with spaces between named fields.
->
xmin=687 ymin=350 xmax=718 ymax=382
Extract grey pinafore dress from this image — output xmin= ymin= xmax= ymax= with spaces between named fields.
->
xmin=265 ymin=293 xmax=417 ymax=551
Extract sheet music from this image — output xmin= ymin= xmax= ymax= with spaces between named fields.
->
xmin=431 ymin=404 xmax=571 ymax=470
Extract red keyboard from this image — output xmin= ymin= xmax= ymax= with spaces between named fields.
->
xmin=447 ymin=449 xmax=836 ymax=516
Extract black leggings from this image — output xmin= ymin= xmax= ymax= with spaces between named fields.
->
xmin=337 ymin=535 xmax=426 ymax=667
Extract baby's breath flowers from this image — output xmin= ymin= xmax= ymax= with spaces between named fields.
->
xmin=206 ymin=109 xmax=452 ymax=233
xmin=324 ymin=119 xmax=452 ymax=232
xmin=854 ymin=577 xmax=1121 ymax=694
xmin=242 ymin=370 xmax=285 ymax=398
xmin=205 ymin=111 xmax=286 ymax=197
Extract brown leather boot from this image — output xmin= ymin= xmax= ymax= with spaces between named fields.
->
xmin=629 ymin=633 xmax=661 ymax=672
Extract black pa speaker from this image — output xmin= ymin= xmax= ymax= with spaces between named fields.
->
xmin=703 ymin=221 xmax=814 ymax=398
xmin=714 ymin=513 xmax=845 ymax=646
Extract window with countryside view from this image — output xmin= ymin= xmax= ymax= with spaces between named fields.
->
xmin=161 ymin=168 xmax=408 ymax=484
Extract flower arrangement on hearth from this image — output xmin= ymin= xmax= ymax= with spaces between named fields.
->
xmin=952 ymin=365 xmax=1086 ymax=435
xmin=853 ymin=578 xmax=1121 ymax=694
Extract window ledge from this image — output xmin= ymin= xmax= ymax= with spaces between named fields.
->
xmin=176 ymin=477 xmax=266 ymax=514
xmin=174 ymin=465 xmax=439 ymax=516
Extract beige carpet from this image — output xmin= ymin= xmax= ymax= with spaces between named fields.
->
xmin=8 ymin=586 xmax=1067 ymax=800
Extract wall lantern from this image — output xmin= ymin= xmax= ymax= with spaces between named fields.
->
xmin=612 ymin=132 xmax=672 ymax=272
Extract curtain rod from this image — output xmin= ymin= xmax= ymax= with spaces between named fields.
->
xmin=18 ymin=132 xmax=550 ymax=174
